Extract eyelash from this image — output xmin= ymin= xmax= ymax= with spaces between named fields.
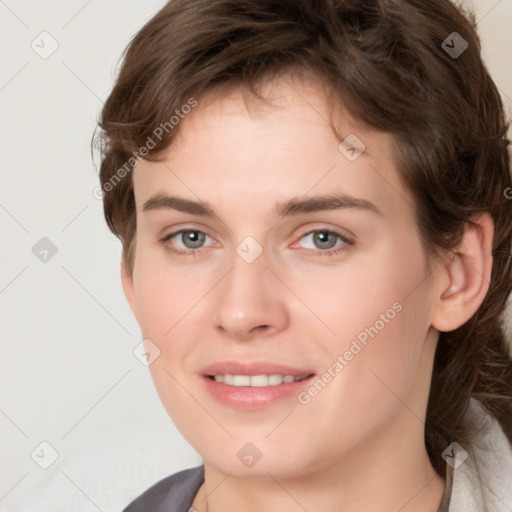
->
xmin=159 ymin=229 xmax=354 ymax=258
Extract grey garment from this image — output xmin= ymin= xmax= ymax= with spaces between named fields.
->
xmin=122 ymin=464 xmax=453 ymax=512
xmin=122 ymin=466 xmax=204 ymax=512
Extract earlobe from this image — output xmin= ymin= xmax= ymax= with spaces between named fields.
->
xmin=121 ymin=261 xmax=138 ymax=319
xmin=431 ymin=213 xmax=494 ymax=333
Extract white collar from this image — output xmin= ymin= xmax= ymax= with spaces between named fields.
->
xmin=446 ymin=399 xmax=512 ymax=511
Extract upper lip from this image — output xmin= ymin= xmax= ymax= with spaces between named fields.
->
xmin=201 ymin=361 xmax=314 ymax=377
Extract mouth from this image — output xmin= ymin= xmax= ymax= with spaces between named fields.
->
xmin=207 ymin=374 xmax=311 ymax=387
xmin=200 ymin=361 xmax=316 ymax=409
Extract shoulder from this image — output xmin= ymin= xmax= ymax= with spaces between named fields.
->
xmin=122 ymin=465 xmax=204 ymax=512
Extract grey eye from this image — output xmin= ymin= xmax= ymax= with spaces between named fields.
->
xmin=180 ymin=230 xmax=207 ymax=249
xmin=304 ymin=231 xmax=339 ymax=250
xmin=314 ymin=231 xmax=337 ymax=249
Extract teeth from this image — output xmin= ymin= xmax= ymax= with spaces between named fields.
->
xmin=233 ymin=375 xmax=250 ymax=386
xmin=268 ymin=374 xmax=284 ymax=386
xmin=211 ymin=374 xmax=308 ymax=387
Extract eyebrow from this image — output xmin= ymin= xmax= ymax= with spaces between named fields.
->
xmin=142 ymin=192 xmax=382 ymax=217
xmin=143 ymin=194 xmax=215 ymax=216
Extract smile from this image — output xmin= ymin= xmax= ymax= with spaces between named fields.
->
xmin=209 ymin=374 xmax=310 ymax=387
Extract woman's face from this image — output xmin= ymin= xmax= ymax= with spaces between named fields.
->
xmin=123 ymin=77 xmax=441 ymax=479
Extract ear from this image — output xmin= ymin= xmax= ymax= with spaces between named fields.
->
xmin=431 ymin=213 xmax=494 ymax=332
xmin=121 ymin=260 xmax=138 ymax=320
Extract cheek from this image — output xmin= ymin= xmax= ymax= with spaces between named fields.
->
xmin=287 ymin=240 xmax=426 ymax=346
xmin=324 ymin=263 xmax=432 ymax=421
xmin=132 ymin=246 xmax=208 ymax=337
xmin=132 ymin=257 xmax=202 ymax=428
xmin=303 ymin=238 xmax=431 ymax=389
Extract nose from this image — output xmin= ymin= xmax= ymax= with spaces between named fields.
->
xmin=212 ymin=252 xmax=289 ymax=341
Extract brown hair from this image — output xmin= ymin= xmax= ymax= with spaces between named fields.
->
xmin=95 ymin=0 xmax=512 ymax=476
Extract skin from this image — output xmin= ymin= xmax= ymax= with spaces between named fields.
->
xmin=121 ymin=75 xmax=493 ymax=512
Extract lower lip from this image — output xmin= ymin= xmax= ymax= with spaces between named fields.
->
xmin=202 ymin=375 xmax=316 ymax=409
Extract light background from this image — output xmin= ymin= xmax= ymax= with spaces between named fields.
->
xmin=0 ymin=0 xmax=511 ymax=510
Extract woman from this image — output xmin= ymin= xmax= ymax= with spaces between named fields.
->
xmin=95 ymin=0 xmax=512 ymax=510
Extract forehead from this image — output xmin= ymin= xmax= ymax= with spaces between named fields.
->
xmin=132 ymin=77 xmax=413 ymax=221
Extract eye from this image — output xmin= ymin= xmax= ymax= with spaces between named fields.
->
xmin=295 ymin=229 xmax=352 ymax=256
xmin=161 ymin=229 xmax=215 ymax=254
xmin=176 ymin=230 xmax=208 ymax=249
xmin=301 ymin=231 xmax=339 ymax=250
